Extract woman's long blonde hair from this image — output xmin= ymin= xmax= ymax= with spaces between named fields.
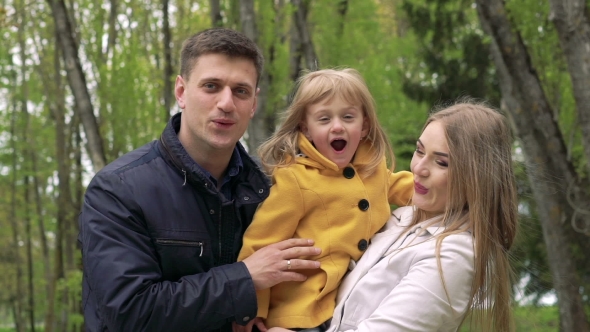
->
xmin=412 ymin=100 xmax=518 ymax=331
xmin=257 ymin=68 xmax=395 ymax=178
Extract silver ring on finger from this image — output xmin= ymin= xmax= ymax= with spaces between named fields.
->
xmin=287 ymin=259 xmax=291 ymax=270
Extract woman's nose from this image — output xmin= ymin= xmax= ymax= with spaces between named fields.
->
xmin=413 ymin=159 xmax=430 ymax=177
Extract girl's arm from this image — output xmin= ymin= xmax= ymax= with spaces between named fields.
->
xmin=388 ymin=170 xmax=414 ymax=206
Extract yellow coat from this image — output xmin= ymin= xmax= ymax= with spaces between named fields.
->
xmin=238 ymin=133 xmax=414 ymax=328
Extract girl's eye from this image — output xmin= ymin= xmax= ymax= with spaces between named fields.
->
xmin=437 ymin=160 xmax=449 ymax=167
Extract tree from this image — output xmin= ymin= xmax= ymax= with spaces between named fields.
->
xmin=476 ymin=0 xmax=590 ymax=330
xmin=47 ymin=0 xmax=107 ymax=171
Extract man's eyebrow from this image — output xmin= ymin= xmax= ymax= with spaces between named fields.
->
xmin=417 ymin=139 xmax=449 ymax=157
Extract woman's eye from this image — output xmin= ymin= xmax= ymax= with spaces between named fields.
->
xmin=415 ymin=147 xmax=424 ymax=155
xmin=437 ymin=160 xmax=449 ymax=167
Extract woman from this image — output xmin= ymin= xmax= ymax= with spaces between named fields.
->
xmin=268 ymin=101 xmax=518 ymax=332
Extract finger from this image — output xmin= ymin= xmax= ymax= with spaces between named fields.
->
xmin=279 ymin=271 xmax=309 ymax=282
xmin=271 ymin=238 xmax=315 ymax=250
xmin=282 ymin=246 xmax=322 ymax=259
xmin=254 ymin=319 xmax=268 ymax=332
xmin=285 ymin=258 xmax=321 ymax=270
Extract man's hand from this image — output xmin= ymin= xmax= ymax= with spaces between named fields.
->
xmin=232 ymin=317 xmax=267 ymax=332
xmin=242 ymin=238 xmax=321 ymax=290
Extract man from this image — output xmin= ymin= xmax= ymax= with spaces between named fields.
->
xmin=78 ymin=28 xmax=321 ymax=332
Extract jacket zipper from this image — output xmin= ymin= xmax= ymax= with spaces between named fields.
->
xmin=156 ymin=239 xmax=203 ymax=257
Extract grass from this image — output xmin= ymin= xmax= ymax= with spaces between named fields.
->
xmin=460 ymin=305 xmax=559 ymax=331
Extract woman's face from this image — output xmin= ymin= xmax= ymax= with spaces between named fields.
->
xmin=410 ymin=121 xmax=449 ymax=217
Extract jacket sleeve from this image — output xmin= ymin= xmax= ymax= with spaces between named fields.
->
xmin=339 ymin=235 xmax=475 ymax=332
xmin=237 ymin=167 xmax=305 ymax=318
xmin=79 ymin=171 xmax=257 ymax=332
xmin=388 ymin=170 xmax=414 ymax=207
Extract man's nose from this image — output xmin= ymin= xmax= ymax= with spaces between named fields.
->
xmin=217 ymin=87 xmax=236 ymax=112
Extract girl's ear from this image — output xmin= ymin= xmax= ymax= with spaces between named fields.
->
xmin=361 ymin=117 xmax=369 ymax=138
xmin=300 ymin=122 xmax=312 ymax=141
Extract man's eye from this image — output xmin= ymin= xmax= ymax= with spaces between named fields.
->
xmin=204 ymin=83 xmax=216 ymax=89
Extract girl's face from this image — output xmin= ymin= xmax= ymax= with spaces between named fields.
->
xmin=300 ymin=95 xmax=368 ymax=168
xmin=410 ymin=121 xmax=449 ymax=218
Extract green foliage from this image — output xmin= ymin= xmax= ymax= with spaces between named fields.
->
xmin=398 ymin=0 xmax=499 ymax=105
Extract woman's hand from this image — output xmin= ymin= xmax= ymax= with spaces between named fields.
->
xmin=267 ymin=328 xmax=293 ymax=332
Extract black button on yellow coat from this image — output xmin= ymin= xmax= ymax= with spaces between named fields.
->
xmin=343 ymin=167 xmax=355 ymax=179
xmin=358 ymin=239 xmax=368 ymax=251
xmin=358 ymin=199 xmax=369 ymax=211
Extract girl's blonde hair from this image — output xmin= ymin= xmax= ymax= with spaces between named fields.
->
xmin=412 ymin=100 xmax=518 ymax=331
xmin=257 ymin=68 xmax=395 ymax=177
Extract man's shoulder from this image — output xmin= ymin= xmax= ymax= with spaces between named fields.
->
xmin=96 ymin=140 xmax=160 ymax=177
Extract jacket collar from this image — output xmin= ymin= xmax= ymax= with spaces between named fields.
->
xmin=158 ymin=112 xmax=269 ymax=195
xmin=392 ymin=206 xmax=445 ymax=237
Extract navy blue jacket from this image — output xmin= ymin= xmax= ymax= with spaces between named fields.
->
xmin=79 ymin=113 xmax=270 ymax=332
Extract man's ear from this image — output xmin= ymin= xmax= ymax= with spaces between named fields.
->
xmin=175 ymin=75 xmax=186 ymax=109
xmin=250 ymin=87 xmax=260 ymax=119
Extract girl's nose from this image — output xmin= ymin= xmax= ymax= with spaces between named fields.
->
xmin=331 ymin=119 xmax=344 ymax=132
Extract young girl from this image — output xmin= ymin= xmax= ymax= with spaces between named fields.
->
xmin=237 ymin=68 xmax=414 ymax=331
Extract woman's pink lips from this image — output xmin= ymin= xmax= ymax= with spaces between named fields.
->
xmin=414 ymin=182 xmax=428 ymax=195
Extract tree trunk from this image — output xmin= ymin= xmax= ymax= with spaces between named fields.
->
xmin=162 ymin=0 xmax=173 ymax=120
xmin=24 ymin=176 xmax=36 ymax=332
xmin=17 ymin=3 xmax=36 ymax=329
xmin=210 ymin=0 xmax=223 ymax=27
xmin=292 ymin=0 xmax=318 ymax=73
xmin=476 ymin=1 xmax=590 ymax=331
xmin=549 ymin=0 xmax=590 ymax=177
xmin=10 ymin=91 xmax=25 ymax=332
xmin=47 ymin=0 xmax=107 ymax=171
xmin=337 ymin=0 xmax=349 ymax=38
xmin=240 ymin=0 xmax=271 ymax=151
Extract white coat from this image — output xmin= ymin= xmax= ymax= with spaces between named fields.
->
xmin=327 ymin=206 xmax=475 ymax=332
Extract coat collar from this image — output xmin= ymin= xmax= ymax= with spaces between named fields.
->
xmin=295 ymin=132 xmax=376 ymax=171
xmin=391 ymin=206 xmax=445 ymax=237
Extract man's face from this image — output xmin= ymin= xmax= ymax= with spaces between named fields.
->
xmin=175 ymin=53 xmax=258 ymax=160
